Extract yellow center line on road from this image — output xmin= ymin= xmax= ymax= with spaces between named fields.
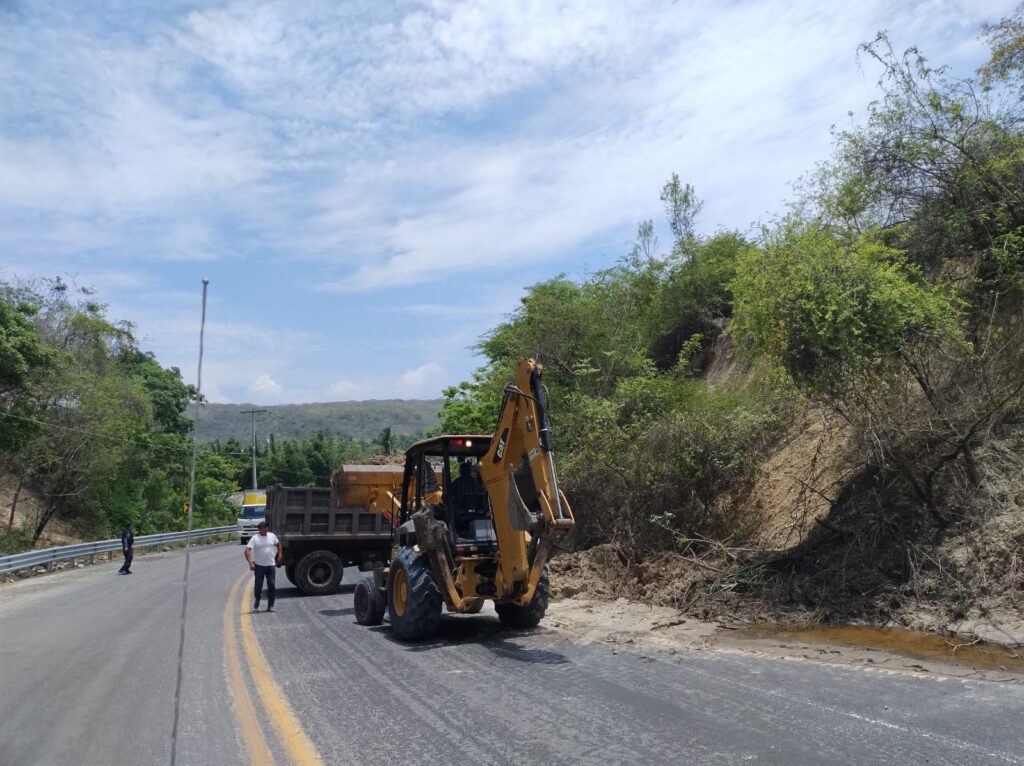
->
xmin=223 ymin=574 xmax=274 ymax=766
xmin=237 ymin=574 xmax=326 ymax=766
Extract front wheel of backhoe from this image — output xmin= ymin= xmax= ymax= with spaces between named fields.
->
xmin=387 ymin=546 xmax=442 ymax=641
xmin=496 ymin=566 xmax=549 ymax=629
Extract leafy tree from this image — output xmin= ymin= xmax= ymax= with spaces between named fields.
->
xmin=0 ymin=288 xmax=56 ymax=454
xmin=377 ymin=427 xmax=396 ymax=455
xmin=735 ymin=29 xmax=1024 ymax=525
xmin=979 ymin=4 xmax=1024 ymax=89
xmin=660 ymin=173 xmax=704 ymax=247
xmin=731 ymin=224 xmax=960 ymax=397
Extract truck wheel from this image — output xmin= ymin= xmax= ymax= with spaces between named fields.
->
xmin=285 ymin=565 xmax=296 ymax=587
xmin=295 ymin=550 xmax=344 ymax=596
xmin=387 ymin=546 xmax=441 ymax=641
xmin=240 ymin=537 xmax=249 ymax=545
xmin=496 ymin=566 xmax=549 ymax=629
xmin=354 ymin=574 xmax=385 ymax=626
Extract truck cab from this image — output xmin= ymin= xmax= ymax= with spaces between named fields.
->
xmin=237 ymin=490 xmax=267 ymax=544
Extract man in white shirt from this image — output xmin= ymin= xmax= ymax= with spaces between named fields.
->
xmin=244 ymin=520 xmax=282 ymax=612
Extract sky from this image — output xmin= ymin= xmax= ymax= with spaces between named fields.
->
xmin=0 ymin=0 xmax=1016 ymax=405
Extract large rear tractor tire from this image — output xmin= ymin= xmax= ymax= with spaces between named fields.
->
xmin=496 ymin=566 xmax=549 ymax=629
xmin=295 ymin=550 xmax=344 ymax=596
xmin=387 ymin=546 xmax=442 ymax=641
xmin=354 ymin=574 xmax=386 ymax=626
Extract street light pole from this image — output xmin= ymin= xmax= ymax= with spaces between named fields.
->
xmin=239 ymin=408 xmax=267 ymax=490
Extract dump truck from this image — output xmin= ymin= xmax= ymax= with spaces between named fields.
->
xmin=266 ymin=464 xmax=405 ymax=596
xmin=352 ymin=357 xmax=575 ymax=640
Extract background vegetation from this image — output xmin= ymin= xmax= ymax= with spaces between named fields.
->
xmin=0 ymin=279 xmax=432 ymax=552
xmin=194 ymin=400 xmax=440 ymax=445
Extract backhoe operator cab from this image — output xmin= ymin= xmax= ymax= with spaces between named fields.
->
xmin=353 ymin=358 xmax=575 ymax=640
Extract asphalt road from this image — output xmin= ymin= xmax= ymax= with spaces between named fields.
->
xmin=1 ymin=543 xmax=1023 ymax=766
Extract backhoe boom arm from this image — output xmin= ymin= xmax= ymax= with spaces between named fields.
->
xmin=478 ymin=358 xmax=575 ymax=605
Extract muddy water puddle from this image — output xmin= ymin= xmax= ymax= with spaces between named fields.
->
xmin=740 ymin=624 xmax=1024 ymax=673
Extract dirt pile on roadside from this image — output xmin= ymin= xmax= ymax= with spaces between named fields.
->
xmin=355 ymin=453 xmax=406 ymax=465
xmin=550 ymin=544 xmax=774 ymax=623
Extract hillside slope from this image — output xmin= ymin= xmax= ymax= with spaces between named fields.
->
xmin=552 ymin=334 xmax=1024 ymax=643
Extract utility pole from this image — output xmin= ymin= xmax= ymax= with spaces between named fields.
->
xmin=239 ymin=408 xmax=267 ymax=490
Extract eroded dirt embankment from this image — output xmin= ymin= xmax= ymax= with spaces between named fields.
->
xmin=547 ymin=409 xmax=1024 ymax=680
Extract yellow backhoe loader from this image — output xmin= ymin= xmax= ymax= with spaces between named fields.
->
xmin=352 ymin=357 xmax=575 ymax=640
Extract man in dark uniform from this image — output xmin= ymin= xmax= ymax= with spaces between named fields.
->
xmin=118 ymin=523 xmax=134 ymax=574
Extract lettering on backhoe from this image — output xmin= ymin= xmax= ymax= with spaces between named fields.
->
xmin=493 ymin=428 xmax=509 ymax=463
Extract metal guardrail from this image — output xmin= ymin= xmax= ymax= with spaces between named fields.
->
xmin=0 ymin=525 xmax=237 ymax=576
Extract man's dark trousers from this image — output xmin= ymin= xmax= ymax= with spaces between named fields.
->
xmin=119 ymin=550 xmax=133 ymax=573
xmin=254 ymin=565 xmax=276 ymax=607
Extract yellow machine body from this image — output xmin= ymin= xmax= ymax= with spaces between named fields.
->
xmin=389 ymin=358 xmax=575 ymax=616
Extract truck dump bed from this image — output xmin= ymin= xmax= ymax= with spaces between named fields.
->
xmin=330 ymin=464 xmax=405 ymax=524
xmin=268 ymin=485 xmax=391 ymax=538
xmin=267 ymin=465 xmax=405 ymax=595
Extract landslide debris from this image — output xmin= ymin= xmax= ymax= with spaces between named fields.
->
xmin=550 ymin=424 xmax=1024 ymax=646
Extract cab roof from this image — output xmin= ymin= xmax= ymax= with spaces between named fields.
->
xmin=405 ymin=434 xmax=492 ymax=458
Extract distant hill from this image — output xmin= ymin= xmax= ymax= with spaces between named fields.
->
xmin=190 ymin=399 xmax=443 ymax=443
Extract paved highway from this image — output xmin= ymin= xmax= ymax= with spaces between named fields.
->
xmin=1 ymin=543 xmax=1023 ymax=765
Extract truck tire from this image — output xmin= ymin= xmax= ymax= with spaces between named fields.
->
xmin=240 ymin=536 xmax=249 ymax=545
xmin=387 ymin=546 xmax=442 ymax=641
xmin=354 ymin=574 xmax=385 ymax=626
xmin=496 ymin=566 xmax=549 ymax=629
xmin=295 ymin=550 xmax=344 ymax=596
xmin=285 ymin=565 xmax=296 ymax=587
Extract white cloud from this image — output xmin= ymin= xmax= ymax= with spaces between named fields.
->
xmin=325 ymin=379 xmax=375 ymax=401
xmin=325 ymin=361 xmax=450 ymax=401
xmin=1 ymin=0 xmax=1017 ymax=404
xmin=199 ymin=380 xmax=231 ymax=405
xmin=248 ymin=374 xmax=282 ymax=396
xmin=5 ymin=0 xmax=1013 ymax=274
xmin=399 ymin=361 xmax=448 ymax=397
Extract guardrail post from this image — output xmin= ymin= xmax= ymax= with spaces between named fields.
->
xmin=47 ymin=560 xmax=55 ymax=573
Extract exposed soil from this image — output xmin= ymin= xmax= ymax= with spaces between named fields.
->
xmin=746 ymin=408 xmax=862 ymax=550
xmin=0 ymin=478 xmax=86 ymax=548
